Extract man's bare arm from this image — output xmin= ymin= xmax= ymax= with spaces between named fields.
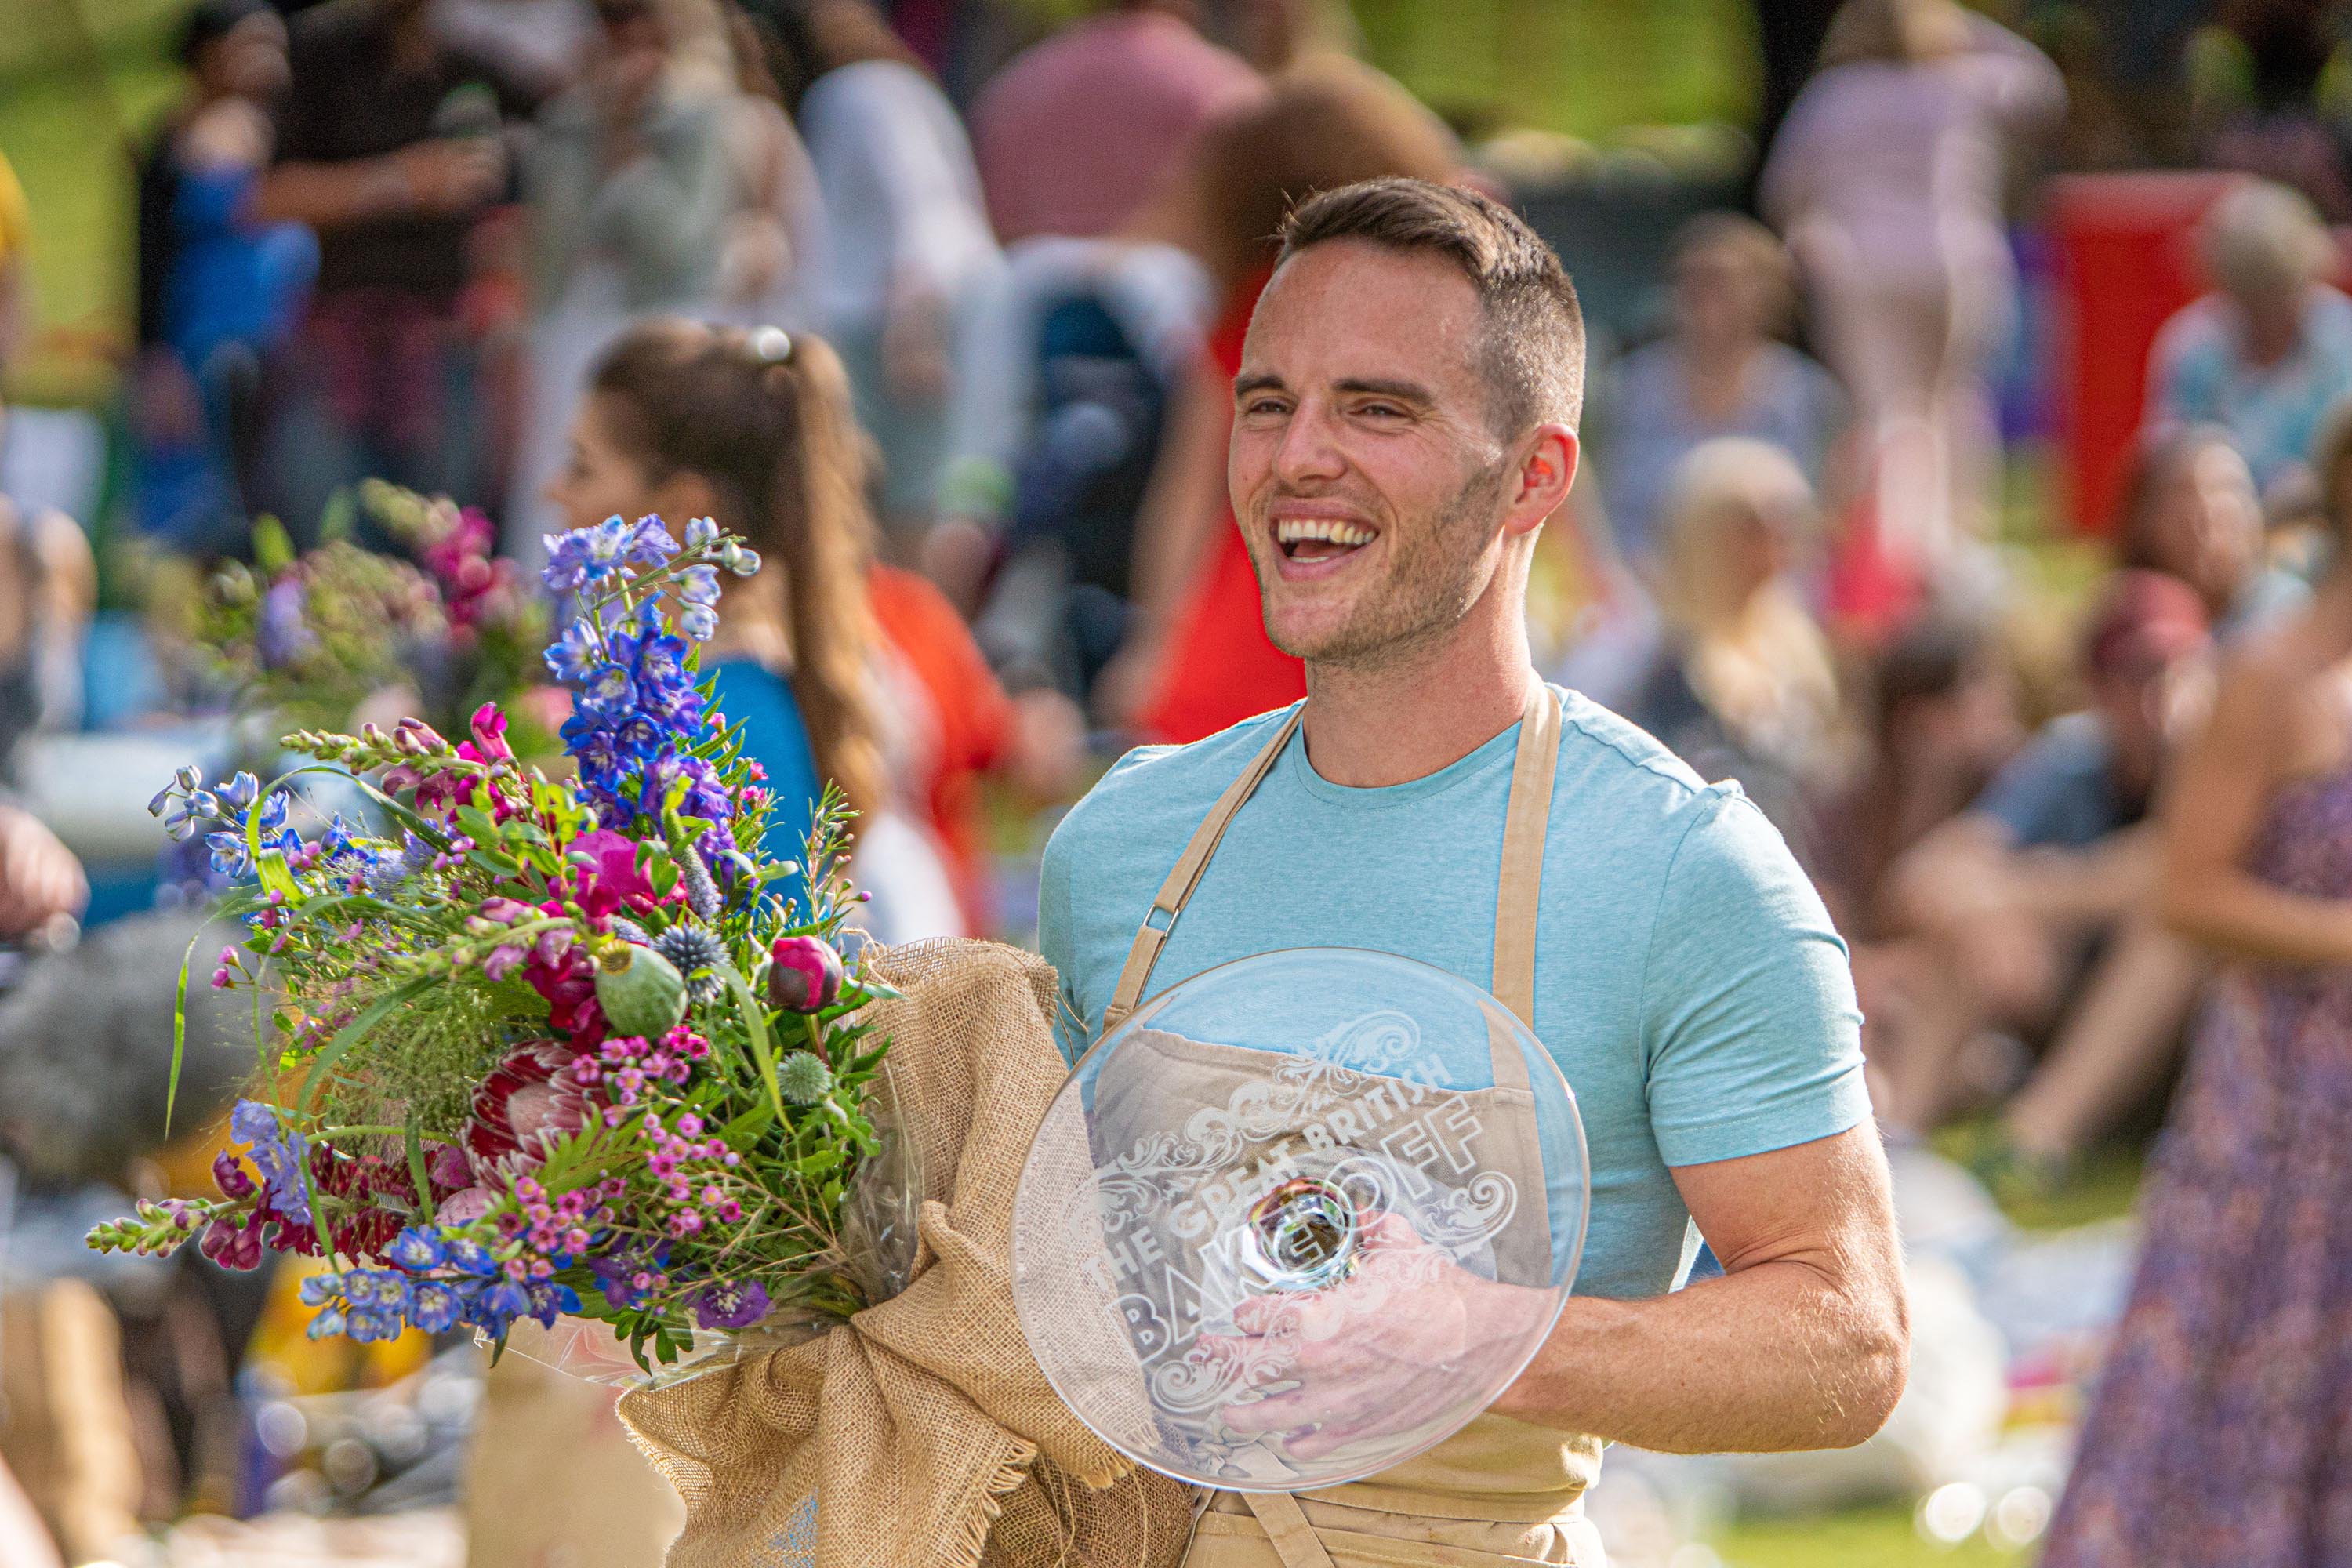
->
xmin=1490 ymin=1125 xmax=1907 ymax=1453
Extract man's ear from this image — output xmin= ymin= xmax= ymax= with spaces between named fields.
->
xmin=1504 ymin=424 xmax=1578 ymax=537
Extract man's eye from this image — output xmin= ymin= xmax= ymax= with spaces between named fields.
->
xmin=1356 ymin=403 xmax=1405 ymax=419
xmin=1242 ymin=397 xmax=1289 ymax=416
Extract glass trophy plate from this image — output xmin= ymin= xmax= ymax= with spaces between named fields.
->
xmin=1012 ymin=948 xmax=1588 ymax=1490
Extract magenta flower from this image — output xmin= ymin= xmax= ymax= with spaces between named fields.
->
xmin=768 ymin=935 xmax=843 ymax=1014
xmin=568 ymin=830 xmax=655 ymax=922
xmin=462 ymin=702 xmax=514 ymax=766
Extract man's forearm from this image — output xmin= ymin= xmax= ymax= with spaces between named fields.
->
xmin=1489 ymin=1253 xmax=1907 ymax=1454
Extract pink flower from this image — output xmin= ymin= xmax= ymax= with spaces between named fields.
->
xmin=568 ymin=830 xmax=655 ymax=921
xmin=461 ymin=702 xmax=514 ymax=766
xmin=768 ymin=935 xmax=844 ymax=1014
xmin=435 ymin=1185 xmax=499 ymax=1224
xmin=465 ymin=1040 xmax=590 ymax=1174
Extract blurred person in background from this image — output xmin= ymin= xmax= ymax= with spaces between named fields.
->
xmin=1593 ymin=213 xmax=1846 ymax=572
xmin=256 ymin=0 xmax=543 ymax=529
xmin=1105 ymin=57 xmax=1461 ymax=743
xmin=2040 ymin=394 xmax=2352 ymax=1568
xmin=1819 ymin=610 xmax=2023 ymax=933
xmin=969 ymin=0 xmax=1257 ymax=247
xmin=2114 ymin=423 xmax=2309 ymax=641
xmin=757 ymin=0 xmax=999 ymax=550
xmin=547 ymin=317 xmax=970 ymax=941
xmin=131 ymin=0 xmax=318 ymax=554
xmin=1762 ymin=0 xmax=2063 ymax=585
xmin=0 ymin=391 xmax=95 ymax=771
xmin=1626 ymin=437 xmax=1854 ymax=866
xmin=714 ymin=4 xmax=828 ymax=332
xmin=1880 ymin=571 xmax=2212 ymax=1177
xmin=2185 ymin=0 xmax=2352 ymax=221
xmin=2146 ymin=178 xmax=2352 ymax=505
xmin=507 ymin=0 xmax=735 ymax=546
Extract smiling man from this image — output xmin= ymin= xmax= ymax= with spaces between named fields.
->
xmin=1037 ymin=179 xmax=1907 ymax=1565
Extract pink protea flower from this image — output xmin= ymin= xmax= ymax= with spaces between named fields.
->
xmin=465 ymin=1040 xmax=592 ymax=1174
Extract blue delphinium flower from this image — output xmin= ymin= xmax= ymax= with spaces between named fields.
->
xmin=443 ymin=1236 xmax=499 ymax=1277
xmin=680 ymin=602 xmax=719 ymax=642
xmin=386 ymin=1226 xmax=448 ymax=1272
xmin=229 ymin=1100 xmax=311 ymax=1224
xmin=543 ymin=620 xmax=600 ymax=684
xmin=582 ymin=662 xmax=637 ymax=718
xmin=625 ymin=515 xmax=679 ymax=567
xmin=684 ymin=515 xmax=719 ymax=550
xmin=678 ymin=565 xmax=721 ymax=607
xmin=407 ymin=1280 xmax=464 ymax=1334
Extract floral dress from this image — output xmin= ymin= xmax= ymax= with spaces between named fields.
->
xmin=2042 ymin=761 xmax=2352 ymax=1566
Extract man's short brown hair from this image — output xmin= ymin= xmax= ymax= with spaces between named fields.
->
xmin=1278 ymin=176 xmax=1585 ymax=435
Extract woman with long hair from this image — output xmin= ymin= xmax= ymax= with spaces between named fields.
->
xmin=2040 ymin=401 xmax=2352 ymax=1565
xmin=545 ymin=315 xmax=961 ymax=940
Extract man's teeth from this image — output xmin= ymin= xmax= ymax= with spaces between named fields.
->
xmin=1275 ymin=519 xmax=1375 ymax=547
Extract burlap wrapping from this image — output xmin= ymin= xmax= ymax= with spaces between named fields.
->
xmin=618 ymin=938 xmax=1195 ymax=1568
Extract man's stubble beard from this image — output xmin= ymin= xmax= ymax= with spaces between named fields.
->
xmin=1255 ymin=458 xmax=1510 ymax=673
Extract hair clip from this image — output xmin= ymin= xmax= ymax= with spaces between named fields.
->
xmin=746 ymin=326 xmax=793 ymax=364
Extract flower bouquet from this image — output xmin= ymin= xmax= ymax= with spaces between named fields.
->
xmin=90 ymin=515 xmax=909 ymax=1374
xmin=205 ymin=481 xmax=550 ymax=748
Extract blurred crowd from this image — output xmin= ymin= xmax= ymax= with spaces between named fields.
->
xmin=10 ymin=0 xmax=2352 ymax=1562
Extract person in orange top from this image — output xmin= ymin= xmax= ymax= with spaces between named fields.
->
xmin=1102 ymin=60 xmax=1464 ymax=745
xmin=869 ymin=562 xmax=1083 ymax=932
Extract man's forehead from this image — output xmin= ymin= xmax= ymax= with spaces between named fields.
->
xmin=1240 ymin=242 xmax=1485 ymax=387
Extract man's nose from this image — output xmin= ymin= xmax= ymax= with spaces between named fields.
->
xmin=1271 ymin=401 xmax=1346 ymax=487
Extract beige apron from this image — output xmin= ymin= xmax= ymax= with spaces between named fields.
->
xmin=1098 ymin=684 xmax=1606 ymax=1568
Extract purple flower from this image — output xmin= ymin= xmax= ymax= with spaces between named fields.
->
xmin=625 ymin=515 xmax=679 ymax=566
xmin=680 ymin=602 xmax=718 ymax=643
xmin=256 ymin=579 xmax=318 ymax=668
xmin=768 ymin=936 xmax=843 ymax=1014
xmin=305 ymin=1305 xmax=349 ymax=1341
xmin=386 ymin=1227 xmax=447 ymax=1272
xmin=582 ymin=663 xmax=637 ymax=717
xmin=691 ymin=1279 xmax=771 ymax=1330
xmin=544 ymin=619 xmax=600 ymax=683
xmin=230 ymin=1100 xmax=310 ymax=1224
xmin=346 ymin=1306 xmax=403 ymax=1343
xmin=684 ymin=516 xmax=719 ymax=550
xmin=678 ymin=565 xmax=722 ymax=607
xmin=407 ymin=1281 xmax=463 ymax=1333
xmin=298 ymin=1271 xmax=343 ymax=1307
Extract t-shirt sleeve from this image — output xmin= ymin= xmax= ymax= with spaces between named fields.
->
xmin=1638 ymin=786 xmax=1869 ymax=1167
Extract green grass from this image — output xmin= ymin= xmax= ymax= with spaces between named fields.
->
xmin=1715 ymin=1504 xmax=2016 ymax=1567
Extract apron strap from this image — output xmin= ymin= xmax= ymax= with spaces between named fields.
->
xmin=1240 ymin=1492 xmax=1338 ymax=1568
xmin=1102 ymin=707 xmax=1305 ymax=1032
xmin=1492 ymin=681 xmax=1562 ymax=1030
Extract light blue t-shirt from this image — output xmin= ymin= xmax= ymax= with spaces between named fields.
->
xmin=1036 ymin=687 xmax=1869 ymax=1303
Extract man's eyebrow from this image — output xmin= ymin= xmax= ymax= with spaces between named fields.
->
xmin=1233 ymin=371 xmax=1286 ymax=400
xmin=1333 ymin=377 xmax=1436 ymax=406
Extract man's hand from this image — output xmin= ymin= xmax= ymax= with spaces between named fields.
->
xmin=0 ymin=805 xmax=86 ymax=940
xmin=1210 ymin=1212 xmax=1555 ymax=1461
